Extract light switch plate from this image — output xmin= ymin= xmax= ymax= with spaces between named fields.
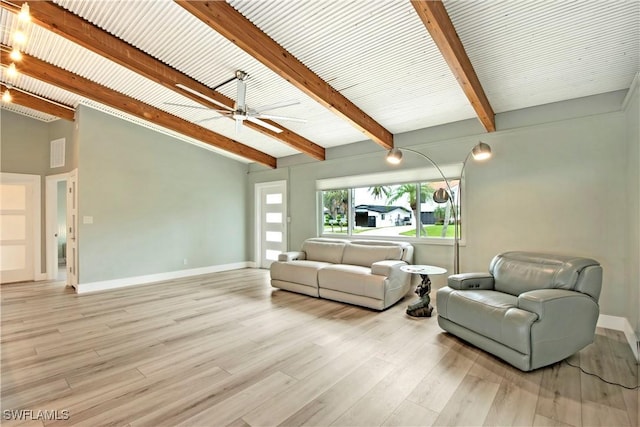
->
xmin=83 ymin=216 xmax=94 ymax=224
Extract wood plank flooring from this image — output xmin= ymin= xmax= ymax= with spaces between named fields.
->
xmin=1 ymin=268 xmax=638 ymax=427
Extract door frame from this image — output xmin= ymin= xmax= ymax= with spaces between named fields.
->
xmin=45 ymin=171 xmax=73 ymax=281
xmin=0 ymin=172 xmax=43 ymax=282
xmin=254 ymin=180 xmax=288 ymax=269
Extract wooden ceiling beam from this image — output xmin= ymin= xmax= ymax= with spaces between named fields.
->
xmin=175 ymin=0 xmax=394 ymax=150
xmin=411 ymin=0 xmax=496 ymax=132
xmin=0 ymin=47 xmax=276 ymax=168
xmin=0 ymin=1 xmax=324 ymax=161
xmin=0 ymin=83 xmax=75 ymax=121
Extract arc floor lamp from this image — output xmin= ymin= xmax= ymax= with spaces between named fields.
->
xmin=386 ymin=142 xmax=492 ymax=274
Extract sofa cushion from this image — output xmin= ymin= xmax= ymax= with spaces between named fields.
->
xmin=318 ymin=264 xmax=387 ymax=300
xmin=489 ymin=252 xmax=595 ymax=296
xmin=351 ymin=240 xmax=414 ymax=263
xmin=342 ymin=244 xmax=403 ymax=268
xmin=442 ymin=290 xmax=538 ymax=354
xmin=270 ymin=260 xmax=332 ymax=288
xmin=301 ymin=240 xmax=347 ymax=264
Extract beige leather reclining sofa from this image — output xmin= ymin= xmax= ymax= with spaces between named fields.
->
xmin=270 ymin=238 xmax=414 ymax=310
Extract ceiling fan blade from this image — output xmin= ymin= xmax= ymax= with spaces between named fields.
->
xmin=257 ymin=114 xmax=307 ymax=124
xmin=196 ymin=116 xmax=227 ymax=123
xmin=164 ymin=102 xmax=211 ymax=110
xmin=175 ymin=83 xmax=234 ymax=111
xmin=253 ymin=100 xmax=300 ymax=113
xmin=246 ymin=116 xmax=283 ymax=133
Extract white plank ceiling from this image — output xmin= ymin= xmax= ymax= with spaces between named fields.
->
xmin=1 ymin=0 xmax=638 ymax=164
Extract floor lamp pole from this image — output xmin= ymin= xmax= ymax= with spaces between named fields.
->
xmin=386 ymin=143 xmax=492 ymax=275
xmin=386 ymin=148 xmax=459 ymax=274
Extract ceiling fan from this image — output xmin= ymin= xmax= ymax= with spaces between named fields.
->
xmin=169 ymin=70 xmax=305 ymax=134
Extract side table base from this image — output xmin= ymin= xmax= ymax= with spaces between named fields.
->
xmin=406 ymin=273 xmax=434 ymax=318
xmin=406 ymin=301 xmax=433 ymax=317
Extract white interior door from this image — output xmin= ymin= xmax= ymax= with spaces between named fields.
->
xmin=66 ymin=171 xmax=78 ymax=287
xmin=256 ymin=181 xmax=287 ymax=269
xmin=0 ymin=173 xmax=39 ymax=284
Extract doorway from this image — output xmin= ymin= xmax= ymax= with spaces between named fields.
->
xmin=46 ymin=171 xmax=77 ymax=286
xmin=255 ymin=181 xmax=287 ymax=269
xmin=56 ymin=180 xmax=66 ymax=281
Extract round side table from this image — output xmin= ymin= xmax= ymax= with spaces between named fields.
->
xmin=400 ymin=265 xmax=447 ymax=317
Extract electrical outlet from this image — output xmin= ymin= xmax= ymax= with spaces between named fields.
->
xmin=183 ymin=258 xmax=188 ymax=266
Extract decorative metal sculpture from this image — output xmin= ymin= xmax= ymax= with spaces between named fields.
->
xmin=406 ymin=274 xmax=434 ymax=317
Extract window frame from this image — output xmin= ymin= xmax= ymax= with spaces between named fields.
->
xmin=318 ymin=177 xmax=464 ymax=245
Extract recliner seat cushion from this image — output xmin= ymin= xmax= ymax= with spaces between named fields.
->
xmin=441 ymin=289 xmax=538 ymax=354
xmin=270 ymin=260 xmax=331 ymax=288
xmin=318 ymin=264 xmax=387 ymax=300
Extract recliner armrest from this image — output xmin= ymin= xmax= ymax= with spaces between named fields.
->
xmin=277 ymin=251 xmax=306 ymax=262
xmin=448 ymin=273 xmax=495 ymax=290
xmin=371 ymin=260 xmax=406 ymax=276
xmin=517 ymin=289 xmax=594 ymax=319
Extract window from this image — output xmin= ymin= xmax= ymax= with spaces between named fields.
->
xmin=322 ymin=189 xmax=350 ymax=234
xmin=320 ymin=178 xmax=460 ymax=240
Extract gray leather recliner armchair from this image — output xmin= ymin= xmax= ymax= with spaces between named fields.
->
xmin=436 ymin=251 xmax=602 ymax=371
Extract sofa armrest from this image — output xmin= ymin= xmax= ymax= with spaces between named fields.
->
xmin=277 ymin=251 xmax=306 ymax=262
xmin=447 ymin=273 xmax=495 ymax=290
xmin=518 ymin=289 xmax=596 ymax=320
xmin=371 ymin=260 xmax=406 ymax=277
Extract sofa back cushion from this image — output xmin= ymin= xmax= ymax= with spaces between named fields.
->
xmin=302 ymin=238 xmax=347 ymax=264
xmin=350 ymin=240 xmax=413 ymax=264
xmin=342 ymin=243 xmax=404 ymax=268
xmin=489 ymin=251 xmax=601 ymax=297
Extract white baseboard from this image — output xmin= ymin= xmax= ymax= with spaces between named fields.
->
xmin=74 ymin=262 xmax=254 ymax=294
xmin=597 ymin=314 xmax=639 ymax=363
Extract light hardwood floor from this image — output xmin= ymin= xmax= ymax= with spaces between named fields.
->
xmin=1 ymin=269 xmax=638 ymax=427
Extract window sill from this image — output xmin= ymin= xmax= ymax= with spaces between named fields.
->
xmin=319 ymin=233 xmax=465 ymax=247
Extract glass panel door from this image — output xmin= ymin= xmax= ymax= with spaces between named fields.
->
xmin=256 ymin=181 xmax=287 ymax=268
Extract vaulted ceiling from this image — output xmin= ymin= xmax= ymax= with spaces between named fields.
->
xmin=1 ymin=0 xmax=638 ymax=168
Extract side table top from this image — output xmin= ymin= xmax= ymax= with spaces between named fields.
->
xmin=401 ymin=265 xmax=447 ymax=275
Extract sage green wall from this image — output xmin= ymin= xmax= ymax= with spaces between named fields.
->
xmin=624 ymin=78 xmax=639 ymax=339
xmin=75 ymin=105 xmax=248 ymax=283
xmin=1 ymin=110 xmax=50 ymax=175
xmin=0 ymin=110 xmax=76 ymax=273
xmin=247 ymin=91 xmax=631 ymax=319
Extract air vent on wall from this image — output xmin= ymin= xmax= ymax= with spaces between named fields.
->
xmin=50 ymin=138 xmax=65 ymax=168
